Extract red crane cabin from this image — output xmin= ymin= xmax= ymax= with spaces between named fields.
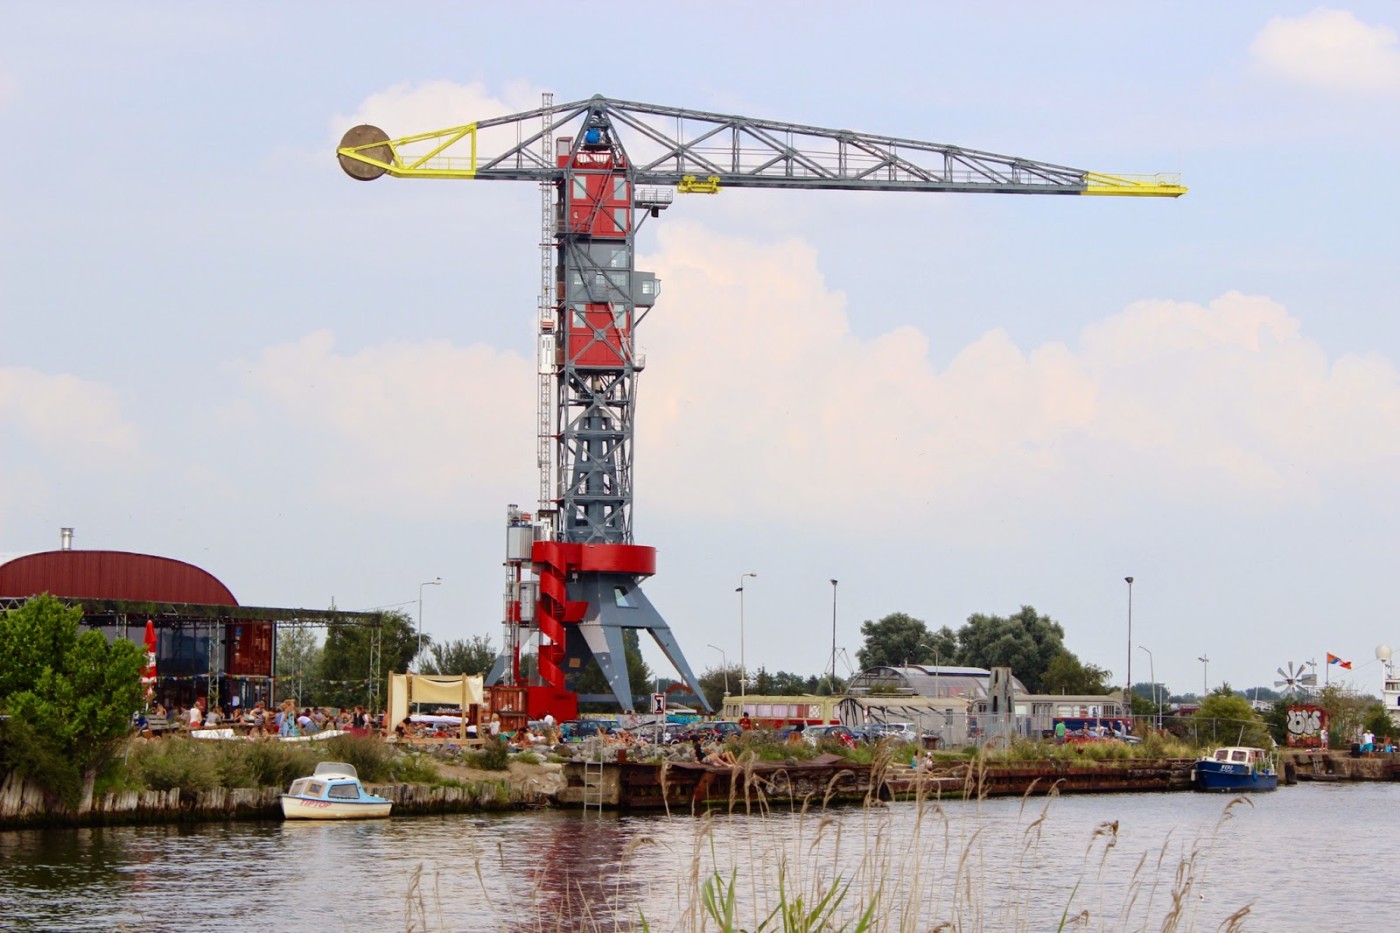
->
xmin=560 ymin=148 xmax=633 ymax=369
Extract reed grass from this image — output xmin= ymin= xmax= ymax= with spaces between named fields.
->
xmin=405 ymin=750 xmax=1251 ymax=932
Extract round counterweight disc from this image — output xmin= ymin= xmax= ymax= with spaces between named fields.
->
xmin=337 ymin=124 xmax=391 ymax=180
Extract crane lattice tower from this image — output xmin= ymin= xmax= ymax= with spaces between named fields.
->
xmin=337 ymin=94 xmax=1185 ymax=716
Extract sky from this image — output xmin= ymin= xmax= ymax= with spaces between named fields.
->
xmin=2 ymin=2 xmax=1399 ymax=700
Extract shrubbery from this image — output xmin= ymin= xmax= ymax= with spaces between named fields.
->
xmin=465 ymin=737 xmax=511 ymax=771
xmin=123 ymin=735 xmax=440 ymax=790
xmin=0 ymin=595 xmax=145 ymax=805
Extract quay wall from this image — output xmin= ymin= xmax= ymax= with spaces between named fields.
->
xmin=0 ymin=771 xmax=515 ymax=829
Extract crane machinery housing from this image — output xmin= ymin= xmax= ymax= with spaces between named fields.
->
xmin=337 ymin=94 xmax=1184 ymax=722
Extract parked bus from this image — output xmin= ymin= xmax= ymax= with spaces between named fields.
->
xmin=719 ymin=694 xmax=841 ymax=728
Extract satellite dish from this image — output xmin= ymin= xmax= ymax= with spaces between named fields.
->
xmin=1377 ymin=644 xmax=1392 ymax=662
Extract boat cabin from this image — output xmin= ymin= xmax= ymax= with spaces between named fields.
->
xmin=287 ymin=761 xmax=372 ymax=801
xmin=1207 ymin=747 xmax=1272 ymax=768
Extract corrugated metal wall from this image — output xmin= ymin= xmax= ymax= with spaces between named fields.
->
xmin=0 ymin=550 xmax=239 ymax=605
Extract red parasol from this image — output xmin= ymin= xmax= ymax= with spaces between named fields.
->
xmin=141 ymin=620 xmax=158 ymax=703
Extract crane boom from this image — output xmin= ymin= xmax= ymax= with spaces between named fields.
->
xmin=337 ymin=94 xmax=1186 ymax=197
xmin=338 ymin=91 xmax=1183 ymax=720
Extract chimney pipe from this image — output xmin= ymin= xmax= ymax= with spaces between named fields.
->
xmin=60 ymin=527 xmax=74 ymax=551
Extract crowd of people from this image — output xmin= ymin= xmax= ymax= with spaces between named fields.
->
xmin=138 ymin=698 xmax=382 ymax=738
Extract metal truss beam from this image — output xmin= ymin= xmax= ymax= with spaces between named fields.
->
xmin=338 ymin=95 xmax=1185 ymax=197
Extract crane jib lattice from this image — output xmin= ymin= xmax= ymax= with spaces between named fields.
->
xmin=337 ymin=93 xmax=1183 ymax=717
xmin=336 ymin=95 xmax=1186 ymax=196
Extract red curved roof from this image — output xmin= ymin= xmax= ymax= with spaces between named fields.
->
xmin=0 ymin=550 xmax=238 ymax=606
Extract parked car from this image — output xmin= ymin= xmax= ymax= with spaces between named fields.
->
xmin=683 ymin=720 xmax=743 ymax=742
xmin=559 ymin=719 xmax=619 ymax=741
xmin=864 ymin=722 xmax=919 ymax=743
xmin=803 ymin=724 xmax=858 ymax=747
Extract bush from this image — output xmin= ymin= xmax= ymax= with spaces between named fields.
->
xmin=0 ymin=595 xmax=145 ymax=805
xmin=465 ymin=737 xmax=511 ymax=771
xmin=390 ymin=753 xmax=441 ymax=784
xmin=127 ymin=739 xmax=221 ymax=791
xmin=323 ymin=734 xmax=394 ymax=783
xmin=221 ymin=740 xmax=317 ymax=789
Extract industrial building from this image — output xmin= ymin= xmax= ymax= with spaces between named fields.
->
xmin=0 ymin=530 xmax=377 ymax=712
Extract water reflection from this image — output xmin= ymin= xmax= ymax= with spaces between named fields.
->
xmin=1 ymin=784 xmax=1394 ymax=931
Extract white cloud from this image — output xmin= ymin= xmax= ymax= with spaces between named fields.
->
xmin=636 ymin=226 xmax=1400 ymax=526
xmin=0 ymin=366 xmax=139 ymax=456
xmin=238 ymin=331 xmax=534 ymax=514
xmin=0 ymin=65 xmax=14 ymax=109
xmin=1250 ymin=8 xmax=1400 ymax=94
xmin=329 ymin=79 xmax=551 ymax=150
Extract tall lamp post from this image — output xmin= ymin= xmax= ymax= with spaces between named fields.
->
xmin=829 ymin=579 xmax=839 ymax=692
xmin=417 ymin=577 xmax=441 ymax=668
xmin=1198 ymin=654 xmax=1210 ymax=698
xmin=1138 ymin=645 xmax=1157 ymax=731
xmin=918 ymin=642 xmax=941 ymax=696
xmin=737 ymin=572 xmax=757 ymax=699
xmin=707 ymin=643 xmax=729 ymax=696
xmin=1124 ymin=576 xmax=1134 ymax=709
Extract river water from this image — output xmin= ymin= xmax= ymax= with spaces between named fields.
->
xmin=0 ymin=781 xmax=1389 ymax=932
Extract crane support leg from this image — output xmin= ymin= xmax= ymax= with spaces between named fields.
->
xmin=564 ymin=572 xmax=711 ymax=713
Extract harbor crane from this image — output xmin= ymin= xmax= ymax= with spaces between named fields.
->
xmin=337 ymin=94 xmax=1184 ymax=720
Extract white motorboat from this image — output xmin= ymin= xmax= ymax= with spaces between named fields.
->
xmin=280 ymin=761 xmax=392 ymax=819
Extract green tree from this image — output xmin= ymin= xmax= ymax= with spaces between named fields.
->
xmin=750 ymin=666 xmax=774 ymax=695
xmin=1194 ymin=689 xmax=1269 ymax=747
xmin=421 ymin=635 xmax=496 ymax=676
xmin=917 ymin=626 xmax=959 ymax=667
xmin=956 ymin=606 xmax=1067 ymax=693
xmin=0 ymin=595 xmax=144 ymax=804
xmin=697 ymin=664 xmax=742 ymax=712
xmin=317 ymin=611 xmax=417 ymax=710
xmin=1314 ymin=684 xmax=1376 ymax=749
xmin=1363 ymin=703 xmax=1397 ymax=743
xmin=1263 ymin=698 xmax=1290 ymax=747
xmin=1042 ymin=650 xmax=1112 ymax=695
xmin=275 ymin=627 xmax=323 ymax=706
xmin=856 ymin=613 xmax=932 ymax=669
xmin=768 ymin=671 xmax=821 ymax=695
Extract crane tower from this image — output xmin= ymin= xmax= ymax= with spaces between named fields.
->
xmin=337 ymin=94 xmax=1184 ymax=719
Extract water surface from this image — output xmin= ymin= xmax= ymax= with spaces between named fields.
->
xmin=1 ymin=782 xmax=1387 ymax=931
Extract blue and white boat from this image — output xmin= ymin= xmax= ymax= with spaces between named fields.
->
xmin=1192 ymin=746 xmax=1279 ymax=793
xmin=280 ymin=761 xmax=393 ymax=819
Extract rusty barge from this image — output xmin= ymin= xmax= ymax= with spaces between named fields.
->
xmin=557 ymin=753 xmax=1198 ymax=811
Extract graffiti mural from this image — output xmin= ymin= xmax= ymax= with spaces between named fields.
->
xmin=1286 ymin=705 xmax=1328 ymax=747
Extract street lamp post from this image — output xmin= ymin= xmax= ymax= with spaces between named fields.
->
xmin=1124 ymin=576 xmax=1134 ymax=708
xmin=707 ymin=643 xmax=729 ymax=696
xmin=1138 ymin=645 xmax=1157 ymax=731
xmin=918 ymin=642 xmax=940 ymax=696
xmin=1198 ymin=654 xmax=1210 ymax=698
xmin=829 ymin=579 xmax=838 ymax=692
xmin=417 ymin=577 xmax=441 ymax=668
xmin=737 ymin=572 xmax=757 ymax=699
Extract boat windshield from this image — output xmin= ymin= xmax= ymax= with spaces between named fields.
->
xmin=314 ymin=761 xmax=359 ymax=779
